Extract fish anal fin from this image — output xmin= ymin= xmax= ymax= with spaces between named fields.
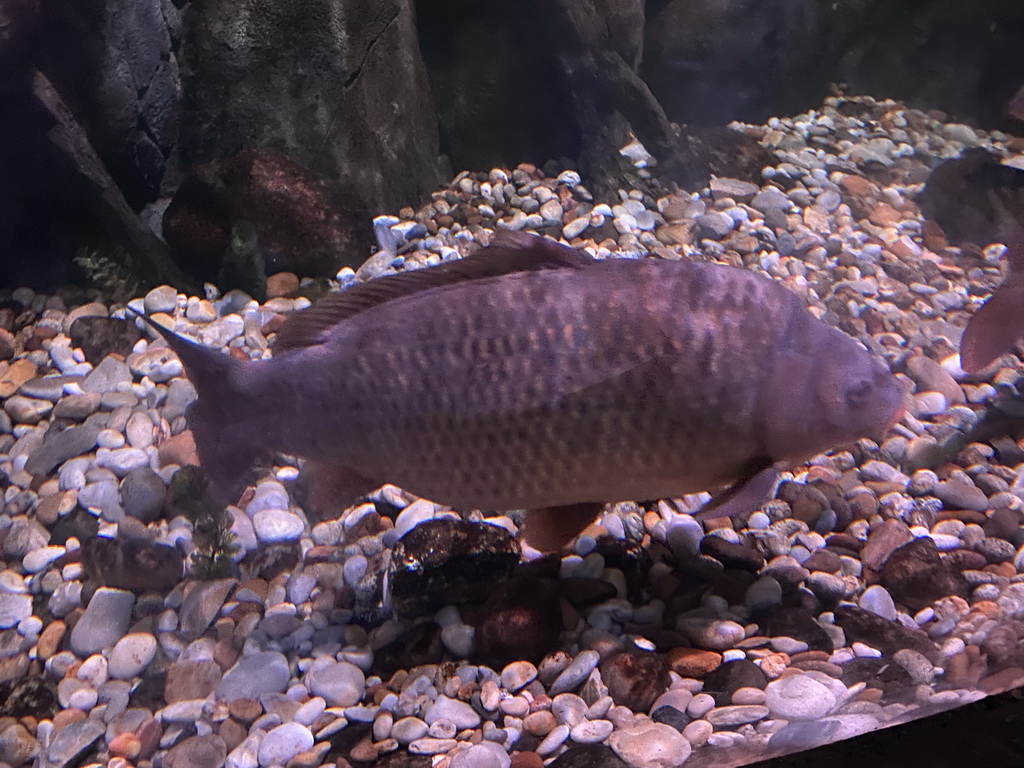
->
xmin=523 ymin=502 xmax=605 ymax=553
xmin=272 ymin=233 xmax=596 ymax=353
xmin=694 ymin=459 xmax=780 ymax=522
xmin=961 ymin=273 xmax=1024 ymax=373
xmin=294 ymin=461 xmax=381 ymax=523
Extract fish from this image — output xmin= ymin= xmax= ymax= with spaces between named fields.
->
xmin=136 ymin=232 xmax=904 ymax=551
xmin=918 ymin=148 xmax=1024 ymax=372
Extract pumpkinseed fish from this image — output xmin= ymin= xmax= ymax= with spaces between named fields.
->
xmin=139 ymin=232 xmax=904 ymax=551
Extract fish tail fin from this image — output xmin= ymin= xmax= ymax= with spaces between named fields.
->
xmin=131 ymin=308 xmax=264 ymax=503
xmin=961 ymin=273 xmax=1024 ymax=373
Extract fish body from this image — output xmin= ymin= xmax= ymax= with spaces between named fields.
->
xmin=919 ymin=149 xmax=1024 ymax=373
xmin=146 ymin=235 xmax=904 ymax=549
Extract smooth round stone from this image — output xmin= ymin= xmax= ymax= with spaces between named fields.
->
xmin=687 ymin=693 xmax=715 ymax=719
xmin=391 ymin=717 xmax=429 ymax=745
xmin=549 ymin=650 xmax=600 ymax=695
xmin=306 ymin=660 xmax=365 ymax=707
xmin=536 ymin=725 xmax=570 ymax=756
xmin=4 ymin=396 xmax=52 ymax=424
xmin=551 ymin=694 xmax=588 ymax=728
xmin=0 ymin=593 xmax=31 ymax=630
xmin=253 ymin=509 xmax=305 ymax=542
xmin=441 ymin=623 xmax=475 ymax=658
xmin=258 ymin=723 xmax=313 ymax=768
xmin=95 ymin=447 xmax=150 ymax=476
xmin=501 ymin=660 xmax=538 ymax=693
xmin=70 ymin=587 xmax=134 ymax=656
xmin=450 ymin=744 xmax=505 ymax=768
xmin=677 ymin=618 xmax=745 ymax=651
xmin=23 ymin=545 xmax=66 ymax=574
xmin=144 ymin=286 xmax=178 ymax=314
xmin=765 ymin=674 xmax=837 ymax=720
xmin=859 ymin=585 xmax=897 ymax=621
xmin=705 ymin=705 xmax=769 ymax=726
xmin=424 ymin=696 xmax=481 ymax=730
xmin=108 ymin=633 xmax=158 ymax=679
xmin=732 ymin=687 xmax=767 ymax=706
xmin=128 ymin=348 xmax=182 ymax=384
xmin=682 ymin=718 xmax=713 ymax=748
xmin=570 ymin=719 xmax=613 ymax=744
xmin=608 ymin=722 xmax=692 ymax=768
xmin=294 ymin=697 xmax=326 ymax=726
xmin=217 ymin=651 xmax=291 ymax=700
xmin=770 ymin=636 xmax=808 ymax=655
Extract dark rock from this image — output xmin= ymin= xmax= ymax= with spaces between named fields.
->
xmin=560 ymin=577 xmax=618 ymax=608
xmin=757 ymin=606 xmax=834 ymax=653
xmin=0 ymin=676 xmax=58 ymax=720
xmin=918 ymin=148 xmax=1024 ymax=248
xmin=600 ymin=651 xmax=671 ymax=712
xmin=49 ymin=507 xmax=100 ymax=546
xmin=861 ymin=518 xmax=914 ymax=571
xmin=388 ymin=518 xmax=519 ymax=616
xmin=23 ymin=423 xmax=101 ymax=476
xmin=374 ymin=752 xmax=433 ymax=768
xmin=879 ymin=537 xmax=970 ymax=612
xmin=975 ymin=537 xmax=1016 ymax=564
xmin=120 ymin=466 xmax=167 ymax=523
xmin=243 ymin=542 xmax=301 ymax=582
xmin=164 ymin=148 xmax=375 ymax=281
xmin=80 ymin=536 xmax=183 ymax=594
xmin=547 ymin=744 xmax=629 ymax=768
xmin=802 ymin=549 xmax=842 ymax=574
xmin=833 ymin=605 xmax=941 ymax=664
xmin=932 ymin=478 xmax=990 ymax=513
xmin=179 ymin=0 xmax=444 ymax=216
xmin=373 ymin=622 xmax=444 ymax=678
xmin=651 ymin=704 xmax=690 ymax=731
xmin=69 ymin=317 xmax=143 ymax=365
xmin=473 ymin=577 xmax=562 ymax=669
xmin=700 ymin=659 xmax=766 ymax=706
xmin=700 ymin=536 xmax=765 ymax=571
xmin=838 ymin=656 xmax=913 ymax=698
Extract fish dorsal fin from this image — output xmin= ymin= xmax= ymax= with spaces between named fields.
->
xmin=272 ymin=232 xmax=596 ymax=353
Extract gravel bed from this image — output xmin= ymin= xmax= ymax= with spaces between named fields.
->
xmin=2 ymin=93 xmax=1024 ymax=768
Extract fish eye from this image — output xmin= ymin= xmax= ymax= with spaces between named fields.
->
xmin=845 ymin=378 xmax=873 ymax=409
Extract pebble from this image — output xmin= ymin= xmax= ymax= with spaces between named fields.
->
xmin=253 ymin=508 xmax=305 ymax=542
xmin=549 ymin=650 xmax=600 ymax=694
xmin=425 ymin=695 xmax=482 ymax=730
xmin=306 ymin=660 xmax=365 ymax=707
xmin=108 ymin=632 xmax=158 ymax=679
xmin=765 ymin=674 xmax=837 ymax=720
xmin=217 ymin=651 xmax=291 ymax=700
xmin=608 ymin=722 xmax=692 ymax=768
xmin=258 ymin=723 xmax=313 ymax=767
xmin=70 ymin=587 xmax=135 ymax=656
xmin=571 ymin=719 xmax=614 ymax=744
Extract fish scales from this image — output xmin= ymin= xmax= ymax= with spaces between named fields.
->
xmin=144 ymin=234 xmax=903 ymax=548
xmin=256 ymin=260 xmax=812 ymax=508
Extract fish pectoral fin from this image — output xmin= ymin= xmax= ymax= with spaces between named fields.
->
xmin=523 ymin=502 xmax=605 ymax=553
xmin=294 ymin=462 xmax=381 ymax=523
xmin=693 ymin=459 xmax=780 ymax=521
xmin=961 ymin=272 xmax=1024 ymax=373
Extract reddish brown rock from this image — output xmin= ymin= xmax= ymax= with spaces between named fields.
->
xmin=163 ymin=148 xmax=373 ymax=282
xmin=600 ymin=651 xmax=671 ymax=712
xmin=666 ymin=648 xmax=722 ymax=678
xmin=879 ymin=537 xmax=970 ymax=611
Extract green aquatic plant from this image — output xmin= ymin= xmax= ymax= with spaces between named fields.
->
xmin=169 ymin=465 xmax=238 ymax=579
xmin=218 ymin=221 xmax=267 ymax=302
xmin=72 ymin=245 xmax=144 ymax=304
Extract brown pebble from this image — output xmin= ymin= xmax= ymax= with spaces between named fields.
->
xmin=228 ymin=698 xmax=263 ymax=724
xmin=218 ymin=718 xmax=248 ymax=753
xmin=666 ymin=647 xmax=722 ymax=678
xmin=348 ymin=737 xmax=379 ymax=762
xmin=266 ymin=272 xmax=300 ymax=299
xmin=523 ymin=710 xmax=556 ymax=736
xmin=36 ymin=620 xmax=66 ymax=660
xmin=789 ymin=659 xmax=842 ymax=677
xmin=511 ymin=752 xmax=544 ymax=768
xmin=52 ymin=708 xmax=87 ymax=731
xmin=109 ymin=732 xmax=142 ymax=760
xmin=157 ymin=430 xmax=199 ymax=468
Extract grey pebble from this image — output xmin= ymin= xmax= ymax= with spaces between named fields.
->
xmin=705 ymin=704 xmax=770 ymax=726
xmin=859 ymin=585 xmax=897 ymax=621
xmin=81 ymin=357 xmax=132 ymax=393
xmin=306 ymin=659 xmax=365 ymax=707
xmin=549 ymin=650 xmax=600 ymax=695
xmin=424 ymin=695 xmax=481 ymax=730
xmin=69 ymin=587 xmax=135 ymax=657
xmin=570 ymin=719 xmax=614 ymax=744
xmin=0 ymin=593 xmax=31 ymax=630
xmin=391 ymin=716 xmax=429 ymax=745
xmin=765 ymin=674 xmax=837 ymax=721
xmin=217 ymin=651 xmax=291 ymax=700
